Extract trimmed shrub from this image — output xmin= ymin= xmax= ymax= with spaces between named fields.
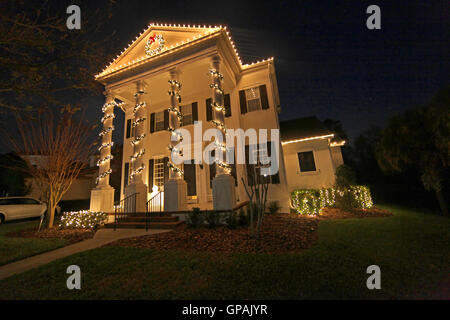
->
xmin=58 ymin=210 xmax=108 ymax=229
xmin=225 ymin=211 xmax=239 ymax=229
xmin=291 ymin=186 xmax=374 ymax=215
xmin=267 ymin=201 xmax=281 ymax=215
xmin=185 ymin=207 xmax=204 ymax=228
xmin=291 ymin=189 xmax=321 ymax=216
xmin=349 ymin=185 xmax=374 ymax=209
xmin=335 ymin=189 xmax=353 ymax=211
xmin=238 ymin=207 xmax=249 ymax=226
xmin=205 ymin=210 xmax=221 ymax=228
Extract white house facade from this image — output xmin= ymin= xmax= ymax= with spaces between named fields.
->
xmin=89 ymin=24 xmax=345 ymax=215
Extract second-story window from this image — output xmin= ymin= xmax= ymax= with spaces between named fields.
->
xmin=155 ymin=111 xmax=165 ymax=132
xmin=245 ymin=87 xmax=261 ymax=112
xmin=181 ymin=104 xmax=193 ymax=126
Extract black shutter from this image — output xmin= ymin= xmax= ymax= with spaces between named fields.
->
xmin=209 ymin=164 xmax=216 ymax=188
xmin=150 ymin=113 xmax=155 ymax=133
xmin=239 ymin=90 xmax=247 ymax=114
xmin=192 ymin=102 xmax=198 ymax=122
xmin=126 ymin=119 xmax=131 ymax=138
xmin=184 ymin=163 xmax=197 ymax=196
xmin=259 ymin=85 xmax=269 ymax=110
xmin=267 ymin=141 xmax=280 ymax=184
xmin=209 ymin=149 xmax=216 ymax=188
xmin=164 ymin=109 xmax=169 ymax=130
xmin=148 ymin=159 xmax=154 ymax=187
xmin=124 ymin=162 xmax=129 ymax=189
xmin=224 ymin=94 xmax=231 ymax=117
xmin=231 ymin=163 xmax=237 ymax=187
xmin=206 ymin=98 xmax=212 ymax=121
xmin=163 ymin=157 xmax=169 ymax=184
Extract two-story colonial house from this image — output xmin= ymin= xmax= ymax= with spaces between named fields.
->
xmin=89 ymin=24 xmax=345 ymax=216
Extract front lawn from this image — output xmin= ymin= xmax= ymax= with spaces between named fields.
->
xmin=0 ymin=220 xmax=69 ymax=266
xmin=0 ymin=204 xmax=448 ymax=299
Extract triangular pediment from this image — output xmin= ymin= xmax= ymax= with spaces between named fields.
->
xmin=96 ymin=24 xmax=222 ymax=79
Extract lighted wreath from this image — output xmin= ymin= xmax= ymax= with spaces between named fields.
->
xmin=145 ymin=34 xmax=165 ymax=57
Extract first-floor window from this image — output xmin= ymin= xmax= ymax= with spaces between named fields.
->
xmin=298 ymin=151 xmax=316 ymax=172
xmin=154 ymin=158 xmax=165 ymax=188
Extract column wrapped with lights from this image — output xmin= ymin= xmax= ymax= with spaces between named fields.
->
xmin=129 ymin=81 xmax=147 ymax=182
xmin=210 ymin=56 xmax=231 ymax=175
xmin=167 ymin=70 xmax=184 ymax=179
xmin=96 ymin=91 xmax=117 ymax=186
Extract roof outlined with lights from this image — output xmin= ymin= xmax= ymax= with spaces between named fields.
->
xmin=95 ymin=23 xmax=274 ymax=81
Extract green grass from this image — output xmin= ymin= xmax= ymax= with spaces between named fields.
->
xmin=0 ymin=220 xmax=69 ymax=266
xmin=0 ymin=204 xmax=448 ymax=299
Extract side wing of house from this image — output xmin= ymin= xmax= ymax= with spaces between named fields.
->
xmin=280 ymin=117 xmax=346 ymax=191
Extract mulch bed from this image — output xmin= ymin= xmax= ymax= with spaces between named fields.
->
xmin=6 ymin=227 xmax=96 ymax=244
xmin=318 ymin=207 xmax=393 ymax=219
xmin=106 ymin=206 xmax=393 ymax=254
xmin=105 ymin=214 xmax=320 ymax=254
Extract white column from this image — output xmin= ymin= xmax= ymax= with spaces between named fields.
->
xmin=129 ymin=81 xmax=147 ymax=183
xmin=125 ymin=80 xmax=148 ymax=212
xmin=209 ymin=55 xmax=236 ymax=211
xmin=164 ymin=68 xmax=187 ymax=212
xmin=90 ymin=90 xmax=115 ymax=213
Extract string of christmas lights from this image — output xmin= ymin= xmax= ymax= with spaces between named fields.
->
xmin=209 ymin=68 xmax=231 ymax=174
xmin=129 ymin=85 xmax=147 ymax=181
xmin=167 ymin=78 xmax=184 ymax=176
xmin=96 ymin=100 xmax=122 ymax=185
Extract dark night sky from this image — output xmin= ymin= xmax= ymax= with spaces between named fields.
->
xmin=96 ymin=0 xmax=449 ymax=145
xmin=3 ymin=0 xmax=448 ymax=151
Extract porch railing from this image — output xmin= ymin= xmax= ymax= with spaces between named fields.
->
xmin=114 ymin=192 xmax=139 ymax=231
xmin=146 ymin=191 xmax=164 ymax=214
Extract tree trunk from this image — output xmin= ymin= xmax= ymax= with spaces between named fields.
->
xmin=435 ymin=188 xmax=448 ymax=216
xmin=47 ymin=198 xmax=55 ymax=228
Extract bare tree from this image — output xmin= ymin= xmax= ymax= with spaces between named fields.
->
xmin=241 ymin=164 xmax=269 ymax=239
xmin=7 ymin=108 xmax=96 ymax=228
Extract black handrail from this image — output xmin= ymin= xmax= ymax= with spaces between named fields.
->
xmin=114 ymin=192 xmax=138 ymax=231
xmin=145 ymin=191 xmax=163 ymax=232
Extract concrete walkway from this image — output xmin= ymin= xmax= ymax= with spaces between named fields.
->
xmin=0 ymin=228 xmax=168 ymax=281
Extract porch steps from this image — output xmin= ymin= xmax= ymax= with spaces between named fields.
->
xmin=105 ymin=213 xmax=184 ymax=230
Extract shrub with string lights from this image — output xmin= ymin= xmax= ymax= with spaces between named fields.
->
xmin=58 ymin=211 xmax=108 ymax=230
xmin=291 ymin=186 xmax=374 ymax=216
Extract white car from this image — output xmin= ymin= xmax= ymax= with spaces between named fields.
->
xmin=0 ymin=197 xmax=60 ymax=224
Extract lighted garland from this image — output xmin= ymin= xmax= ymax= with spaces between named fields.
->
xmin=99 ymin=126 xmax=114 ymax=137
xmin=130 ymin=149 xmax=145 ymax=162
xmin=132 ymin=116 xmax=146 ymax=128
xmin=209 ymin=68 xmax=231 ymax=174
xmin=96 ymin=100 xmax=121 ymax=185
xmin=167 ymin=79 xmax=184 ymax=176
xmin=98 ymin=141 xmax=114 ymax=152
xmin=101 ymin=113 xmax=115 ymax=123
xmin=130 ymin=133 xmax=146 ymax=146
xmin=129 ymin=87 xmax=147 ymax=181
xmin=133 ymin=102 xmax=146 ymax=114
xmin=130 ymin=164 xmax=145 ymax=181
xmin=96 ymin=168 xmax=112 ymax=185
xmin=145 ymin=34 xmax=165 ymax=57
xmin=97 ymin=154 xmax=114 ymax=167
